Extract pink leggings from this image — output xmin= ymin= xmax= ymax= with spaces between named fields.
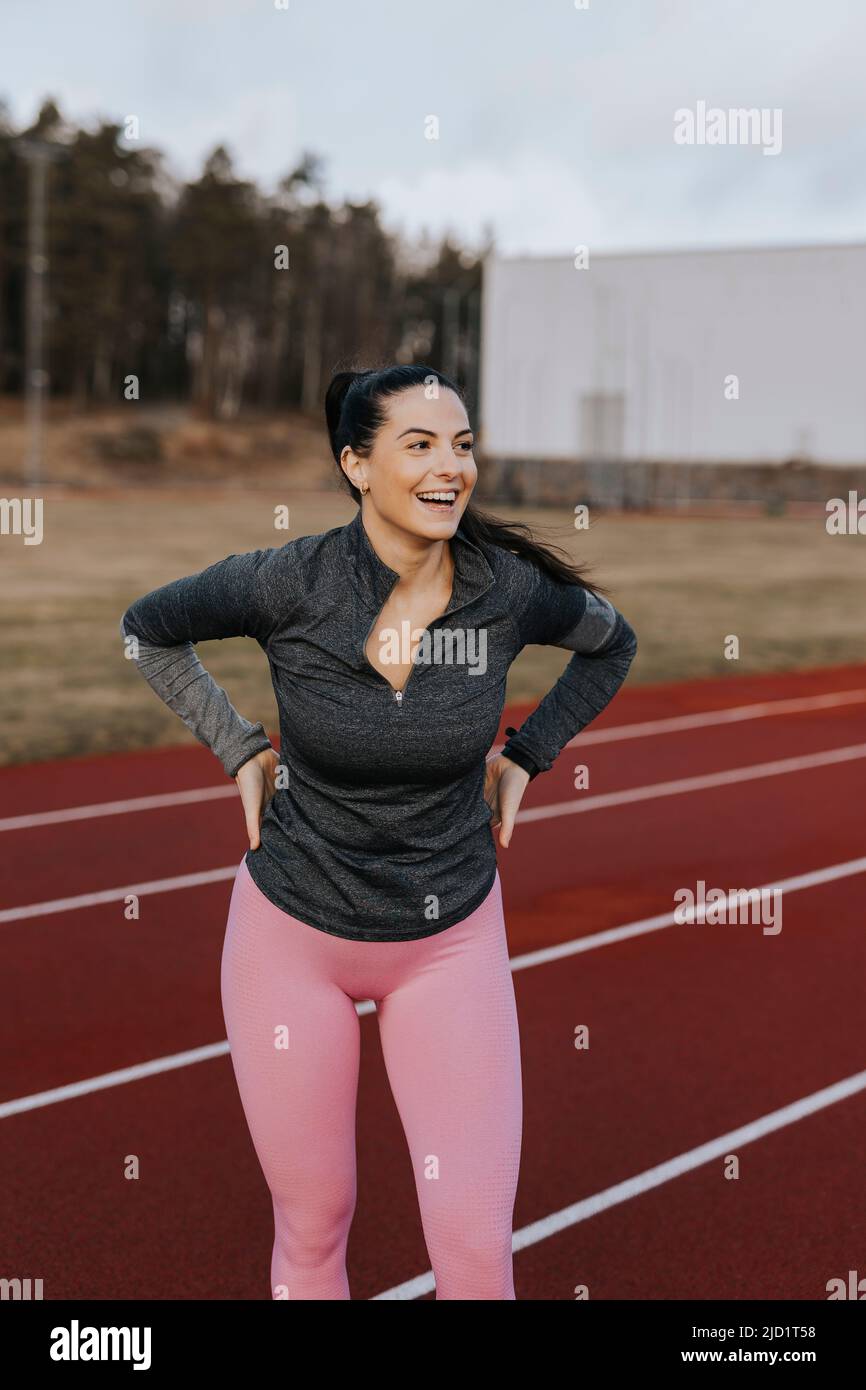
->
xmin=220 ymin=856 xmax=523 ymax=1300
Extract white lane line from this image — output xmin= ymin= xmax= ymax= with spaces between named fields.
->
xmin=372 ymin=1067 xmax=866 ymax=1299
xmin=0 ymin=1007 xmax=377 ymax=1122
xmin=4 ymin=688 xmax=865 ymax=833
xmin=0 ymin=784 xmax=236 ymax=832
xmin=4 ymin=741 xmax=866 ymax=924
xmin=0 ymin=1044 xmax=231 ymax=1119
xmin=3 ymin=853 xmax=864 ymax=1118
xmin=546 ymin=686 xmax=866 ymax=747
xmin=0 ymin=865 xmax=240 ymax=922
xmin=510 ymin=854 xmax=866 ymax=967
xmin=519 ymin=740 xmax=866 ymax=823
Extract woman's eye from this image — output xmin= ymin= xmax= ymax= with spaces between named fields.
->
xmin=407 ymin=438 xmax=473 ymax=451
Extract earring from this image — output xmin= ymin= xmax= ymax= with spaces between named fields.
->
xmin=360 ymin=482 xmax=369 ymax=495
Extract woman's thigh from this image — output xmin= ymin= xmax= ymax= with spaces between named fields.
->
xmin=220 ymin=858 xmax=362 ymax=1213
xmin=375 ymin=873 xmax=523 ymax=1273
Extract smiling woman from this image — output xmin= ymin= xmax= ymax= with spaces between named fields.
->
xmin=406 ymin=425 xmax=473 ymax=511
xmin=119 ymin=360 xmax=638 ymax=1301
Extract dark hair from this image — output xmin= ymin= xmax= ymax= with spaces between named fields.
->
xmin=324 ymin=362 xmax=608 ymax=597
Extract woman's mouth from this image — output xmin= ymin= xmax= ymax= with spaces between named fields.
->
xmin=415 ymin=490 xmax=458 ymax=513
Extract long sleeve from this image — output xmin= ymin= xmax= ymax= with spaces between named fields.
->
xmin=500 ymin=559 xmax=638 ymax=781
xmin=119 ymin=549 xmax=280 ymax=779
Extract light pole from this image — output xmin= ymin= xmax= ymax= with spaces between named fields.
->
xmin=15 ymin=137 xmax=64 ymax=489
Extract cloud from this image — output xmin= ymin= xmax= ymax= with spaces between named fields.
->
xmin=372 ymin=148 xmax=605 ymax=256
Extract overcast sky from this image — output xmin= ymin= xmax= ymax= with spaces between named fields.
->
xmin=4 ymin=0 xmax=865 ymax=257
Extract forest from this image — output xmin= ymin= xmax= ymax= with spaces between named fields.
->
xmin=0 ymin=97 xmax=487 ymax=420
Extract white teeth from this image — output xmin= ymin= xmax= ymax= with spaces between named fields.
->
xmin=417 ymin=491 xmax=456 ymax=501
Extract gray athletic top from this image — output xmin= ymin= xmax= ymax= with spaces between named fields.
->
xmin=119 ymin=508 xmax=638 ymax=942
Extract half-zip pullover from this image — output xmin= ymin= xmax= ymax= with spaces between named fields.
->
xmin=119 ymin=508 xmax=638 ymax=942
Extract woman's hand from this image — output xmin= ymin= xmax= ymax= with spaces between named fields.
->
xmin=484 ymin=753 xmax=531 ymax=848
xmin=235 ymin=746 xmax=280 ymax=850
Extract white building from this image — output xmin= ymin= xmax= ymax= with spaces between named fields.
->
xmin=479 ymin=243 xmax=866 ymax=467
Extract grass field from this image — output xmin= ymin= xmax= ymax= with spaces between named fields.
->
xmin=1 ymin=486 xmax=864 ymax=768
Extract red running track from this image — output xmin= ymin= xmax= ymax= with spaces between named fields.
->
xmin=1 ymin=661 xmax=865 ymax=1299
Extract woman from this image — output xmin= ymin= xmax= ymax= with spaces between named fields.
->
xmin=119 ymin=364 xmax=638 ymax=1300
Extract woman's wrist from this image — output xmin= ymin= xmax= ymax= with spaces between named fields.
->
xmin=228 ymin=739 xmax=275 ymax=779
xmin=500 ymin=752 xmax=534 ymax=782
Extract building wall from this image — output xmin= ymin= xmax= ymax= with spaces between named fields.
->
xmin=480 ymin=244 xmax=866 ymax=466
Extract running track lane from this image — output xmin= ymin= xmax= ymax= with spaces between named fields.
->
xmin=3 ymin=675 xmax=866 ymax=1098
xmin=1 ymin=663 xmax=864 ymax=1298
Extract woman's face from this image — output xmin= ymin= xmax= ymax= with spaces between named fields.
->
xmin=342 ymin=384 xmax=477 ymax=539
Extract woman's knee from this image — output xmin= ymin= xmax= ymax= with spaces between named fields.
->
xmin=272 ymin=1189 xmax=356 ymax=1269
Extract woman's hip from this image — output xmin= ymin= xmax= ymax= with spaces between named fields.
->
xmin=222 ymin=855 xmax=508 ymax=1002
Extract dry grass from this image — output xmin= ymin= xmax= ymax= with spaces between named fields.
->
xmin=0 ymin=398 xmax=335 ymax=489
xmin=1 ymin=486 xmax=864 ymax=768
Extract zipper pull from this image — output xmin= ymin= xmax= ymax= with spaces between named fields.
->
xmin=395 ymin=689 xmax=403 ymax=710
